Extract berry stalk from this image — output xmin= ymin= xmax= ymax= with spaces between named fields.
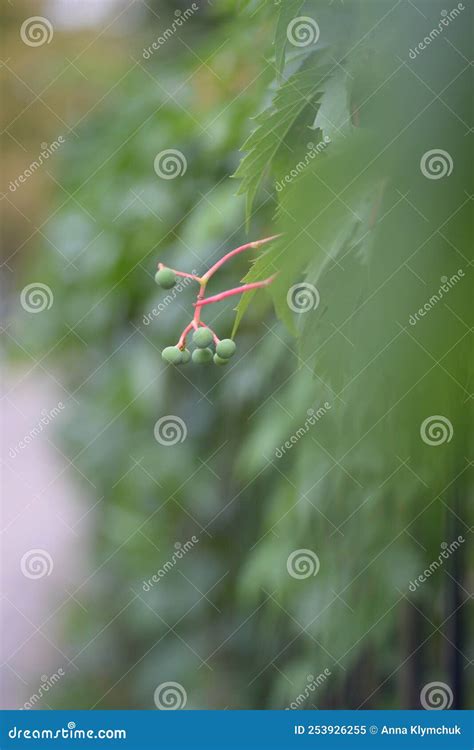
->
xmin=194 ymin=276 xmax=275 ymax=307
xmin=157 ymin=263 xmax=200 ymax=282
xmin=201 ymin=234 xmax=281 ymax=282
xmin=155 ymin=234 xmax=280 ymax=366
xmin=192 ymin=280 xmax=207 ymax=329
xmin=177 ymin=321 xmax=196 ymax=349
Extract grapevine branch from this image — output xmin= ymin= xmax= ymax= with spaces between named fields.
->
xmin=194 ymin=276 xmax=276 ymax=307
xmin=157 ymin=235 xmax=280 ymax=350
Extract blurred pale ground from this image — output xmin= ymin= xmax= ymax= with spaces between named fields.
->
xmin=1 ymin=371 xmax=91 ymax=709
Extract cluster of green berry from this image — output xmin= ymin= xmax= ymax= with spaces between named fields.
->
xmin=162 ymin=329 xmax=236 ymax=367
xmin=154 ymin=234 xmax=279 ymax=370
xmin=155 ymin=266 xmax=236 ymax=367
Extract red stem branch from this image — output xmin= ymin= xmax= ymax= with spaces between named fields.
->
xmin=177 ymin=321 xmax=196 ymax=349
xmin=194 ymin=276 xmax=276 ymax=307
xmin=201 ymin=234 xmax=281 ymax=282
xmin=193 ymin=283 xmax=206 ymax=326
xmin=158 ymin=263 xmax=200 ymax=281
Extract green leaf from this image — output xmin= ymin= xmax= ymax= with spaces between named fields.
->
xmin=233 ymin=51 xmax=332 ymax=220
xmin=274 ymin=0 xmax=305 ymax=75
xmin=231 ymin=244 xmax=279 ymax=337
xmin=311 ymin=68 xmax=352 ymax=141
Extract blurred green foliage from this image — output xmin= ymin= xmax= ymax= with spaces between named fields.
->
xmin=10 ymin=0 xmax=473 ymax=709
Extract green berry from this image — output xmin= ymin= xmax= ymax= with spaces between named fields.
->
xmin=216 ymin=339 xmax=236 ymax=359
xmin=192 ymin=347 xmax=213 ymax=364
xmin=213 ymin=354 xmax=229 ymax=366
xmin=162 ymin=346 xmax=182 ymax=364
xmin=155 ymin=268 xmax=177 ymax=289
xmin=180 ymin=348 xmax=191 ymax=364
xmin=193 ymin=327 xmax=214 ymax=348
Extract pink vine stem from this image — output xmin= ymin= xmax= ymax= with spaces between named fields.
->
xmin=158 ymin=263 xmax=200 ymax=281
xmin=177 ymin=321 xmax=196 ymax=349
xmin=157 ymin=235 xmax=280 ymax=349
xmin=201 ymin=234 xmax=281 ymax=282
xmin=194 ymin=276 xmax=276 ymax=307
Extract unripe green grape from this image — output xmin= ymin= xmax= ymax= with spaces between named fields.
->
xmin=216 ymin=338 xmax=236 ymax=359
xmin=192 ymin=347 xmax=213 ymax=364
xmin=193 ymin=327 xmax=213 ymax=348
xmin=213 ymin=354 xmax=229 ymax=366
xmin=155 ymin=268 xmax=177 ymax=289
xmin=162 ymin=346 xmax=182 ymax=364
xmin=180 ymin=348 xmax=191 ymax=364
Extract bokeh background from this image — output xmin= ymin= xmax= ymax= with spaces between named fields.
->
xmin=1 ymin=0 xmax=473 ymax=711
